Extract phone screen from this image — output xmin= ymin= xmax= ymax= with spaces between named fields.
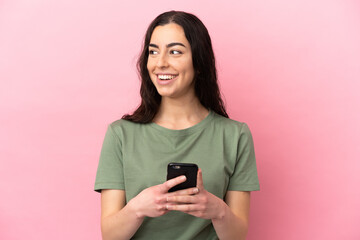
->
xmin=167 ymin=163 xmax=198 ymax=192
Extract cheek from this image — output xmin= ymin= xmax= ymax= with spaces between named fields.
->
xmin=183 ymin=58 xmax=194 ymax=77
xmin=177 ymin=59 xmax=194 ymax=75
xmin=146 ymin=61 xmax=151 ymax=72
xmin=146 ymin=62 xmax=156 ymax=84
xmin=147 ymin=57 xmax=156 ymax=71
xmin=185 ymin=64 xmax=195 ymax=80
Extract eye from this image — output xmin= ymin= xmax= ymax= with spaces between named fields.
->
xmin=170 ymin=50 xmax=182 ymax=55
xmin=149 ymin=49 xmax=158 ymax=55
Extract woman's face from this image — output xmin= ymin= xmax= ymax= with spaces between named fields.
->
xmin=147 ymin=23 xmax=195 ymax=99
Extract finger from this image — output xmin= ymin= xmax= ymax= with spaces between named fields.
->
xmin=166 ymin=187 xmax=199 ymax=197
xmin=166 ymin=203 xmax=200 ymax=212
xmin=157 ymin=204 xmax=168 ymax=211
xmin=158 ymin=208 xmax=170 ymax=216
xmin=167 ymin=195 xmax=196 ymax=204
xmin=197 ymin=168 xmax=204 ymax=190
xmin=161 ymin=175 xmax=186 ymax=192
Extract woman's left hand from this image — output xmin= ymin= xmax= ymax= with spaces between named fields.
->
xmin=166 ymin=169 xmax=226 ymax=220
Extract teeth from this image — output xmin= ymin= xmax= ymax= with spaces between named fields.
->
xmin=158 ymin=74 xmax=176 ymax=80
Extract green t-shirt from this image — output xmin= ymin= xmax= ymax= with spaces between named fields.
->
xmin=94 ymin=110 xmax=260 ymax=239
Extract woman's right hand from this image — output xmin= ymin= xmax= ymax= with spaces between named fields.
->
xmin=126 ymin=175 xmax=198 ymax=219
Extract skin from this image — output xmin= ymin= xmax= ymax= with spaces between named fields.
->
xmin=147 ymin=23 xmax=195 ymax=100
xmin=147 ymin=23 xmax=209 ymax=128
xmin=100 ymin=23 xmax=251 ymax=240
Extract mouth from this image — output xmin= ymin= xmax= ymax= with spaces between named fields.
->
xmin=157 ymin=74 xmax=178 ymax=80
xmin=155 ymin=74 xmax=179 ymax=85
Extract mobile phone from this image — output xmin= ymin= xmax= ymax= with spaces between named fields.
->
xmin=167 ymin=163 xmax=198 ymax=192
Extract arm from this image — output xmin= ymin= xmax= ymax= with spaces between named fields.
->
xmin=100 ymin=176 xmax=192 ymax=240
xmin=100 ymin=190 xmax=143 ymax=240
xmin=212 ymin=191 xmax=250 ymax=240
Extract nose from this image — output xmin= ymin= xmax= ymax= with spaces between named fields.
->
xmin=156 ymin=52 xmax=169 ymax=68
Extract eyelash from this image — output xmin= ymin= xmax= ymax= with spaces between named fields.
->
xmin=170 ymin=50 xmax=182 ymax=55
xmin=149 ymin=50 xmax=158 ymax=55
xmin=148 ymin=50 xmax=182 ymax=55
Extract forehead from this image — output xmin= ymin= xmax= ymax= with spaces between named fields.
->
xmin=150 ymin=23 xmax=189 ymax=45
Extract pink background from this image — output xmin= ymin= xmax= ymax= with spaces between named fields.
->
xmin=1 ymin=0 xmax=359 ymax=239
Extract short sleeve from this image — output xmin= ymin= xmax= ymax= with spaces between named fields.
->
xmin=94 ymin=124 xmax=125 ymax=193
xmin=227 ymin=123 xmax=260 ymax=191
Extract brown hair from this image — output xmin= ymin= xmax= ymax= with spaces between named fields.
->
xmin=122 ymin=10 xmax=228 ymax=123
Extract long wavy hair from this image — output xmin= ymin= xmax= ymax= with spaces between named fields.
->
xmin=122 ymin=10 xmax=228 ymax=123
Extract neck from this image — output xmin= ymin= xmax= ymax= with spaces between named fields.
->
xmin=153 ymin=95 xmax=209 ymax=129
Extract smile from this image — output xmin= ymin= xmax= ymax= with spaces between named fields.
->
xmin=157 ymin=74 xmax=178 ymax=80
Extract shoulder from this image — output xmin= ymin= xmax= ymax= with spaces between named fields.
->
xmin=211 ymin=111 xmax=252 ymax=136
xmin=107 ymin=118 xmax=149 ymax=137
xmin=109 ymin=118 xmax=140 ymax=130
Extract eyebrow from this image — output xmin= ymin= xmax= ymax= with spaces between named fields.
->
xmin=149 ymin=42 xmax=186 ymax=48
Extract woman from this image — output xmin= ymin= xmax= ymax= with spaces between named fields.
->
xmin=94 ymin=11 xmax=260 ymax=240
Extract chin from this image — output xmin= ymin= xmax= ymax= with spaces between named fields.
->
xmin=157 ymin=91 xmax=175 ymax=98
xmin=156 ymin=88 xmax=179 ymax=98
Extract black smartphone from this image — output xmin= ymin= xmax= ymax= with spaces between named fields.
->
xmin=167 ymin=163 xmax=198 ymax=192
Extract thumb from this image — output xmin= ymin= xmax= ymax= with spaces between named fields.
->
xmin=197 ymin=168 xmax=204 ymax=190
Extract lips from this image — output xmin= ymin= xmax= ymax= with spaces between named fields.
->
xmin=156 ymin=74 xmax=178 ymax=85
xmin=157 ymin=74 xmax=178 ymax=80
